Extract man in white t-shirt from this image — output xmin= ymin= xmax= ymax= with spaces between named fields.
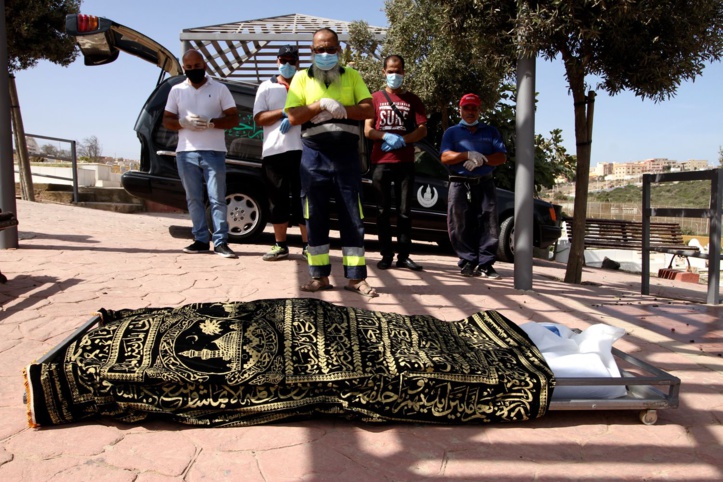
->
xmin=253 ymin=45 xmax=308 ymax=261
xmin=163 ymin=49 xmax=240 ymax=258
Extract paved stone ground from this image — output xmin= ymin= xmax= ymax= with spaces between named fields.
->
xmin=0 ymin=200 xmax=721 ymax=481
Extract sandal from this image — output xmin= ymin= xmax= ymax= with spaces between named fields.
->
xmin=300 ymin=278 xmax=333 ymax=292
xmin=344 ymin=280 xmax=378 ymax=298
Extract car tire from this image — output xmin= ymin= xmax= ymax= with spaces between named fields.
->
xmin=206 ymin=186 xmax=267 ymax=243
xmin=497 ymin=216 xmax=515 ymax=263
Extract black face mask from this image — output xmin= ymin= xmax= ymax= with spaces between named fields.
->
xmin=185 ymin=68 xmax=206 ymax=84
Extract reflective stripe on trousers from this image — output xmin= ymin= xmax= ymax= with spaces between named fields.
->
xmin=300 ymin=144 xmax=367 ymax=280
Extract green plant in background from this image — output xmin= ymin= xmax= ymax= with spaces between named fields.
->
xmin=483 ymin=87 xmax=576 ymax=193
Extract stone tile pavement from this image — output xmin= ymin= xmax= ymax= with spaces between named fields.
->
xmin=0 ymin=200 xmax=721 ymax=481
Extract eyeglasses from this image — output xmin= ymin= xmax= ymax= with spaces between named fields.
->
xmin=312 ymin=46 xmax=340 ymax=54
xmin=278 ymin=57 xmax=297 ymax=65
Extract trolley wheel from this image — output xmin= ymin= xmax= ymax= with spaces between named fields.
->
xmin=639 ymin=409 xmax=658 ymax=425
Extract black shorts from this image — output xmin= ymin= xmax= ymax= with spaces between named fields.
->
xmin=263 ymin=150 xmax=304 ymax=225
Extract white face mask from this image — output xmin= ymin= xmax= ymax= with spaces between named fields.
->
xmin=386 ymin=73 xmax=403 ymax=89
xmin=459 ymin=119 xmax=479 ymax=127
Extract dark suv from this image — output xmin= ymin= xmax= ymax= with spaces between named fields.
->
xmin=66 ymin=14 xmax=562 ymax=262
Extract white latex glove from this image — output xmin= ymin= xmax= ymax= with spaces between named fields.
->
xmin=467 ymin=151 xmax=487 ymax=164
xmin=463 ymin=160 xmax=479 ymax=171
xmin=310 ymin=110 xmax=333 ymax=124
xmin=319 ymin=98 xmax=347 ymax=119
xmin=179 ymin=115 xmax=201 ymax=130
xmin=463 ymin=151 xmax=488 ymax=171
xmin=190 ymin=114 xmax=214 ymax=129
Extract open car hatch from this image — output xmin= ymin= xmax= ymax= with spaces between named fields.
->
xmin=65 ymin=13 xmax=182 ymax=80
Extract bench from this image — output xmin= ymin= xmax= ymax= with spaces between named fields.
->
xmin=0 ymin=210 xmax=19 ymax=284
xmin=564 ymin=217 xmax=702 ymax=272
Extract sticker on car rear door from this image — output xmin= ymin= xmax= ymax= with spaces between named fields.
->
xmin=417 ymin=185 xmax=439 ymax=208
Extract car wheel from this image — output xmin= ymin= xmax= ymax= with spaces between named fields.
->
xmin=497 ymin=216 xmax=514 ymax=263
xmin=207 ymin=186 xmax=267 ymax=243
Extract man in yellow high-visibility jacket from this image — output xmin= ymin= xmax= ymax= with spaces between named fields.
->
xmin=285 ymin=27 xmax=377 ymax=298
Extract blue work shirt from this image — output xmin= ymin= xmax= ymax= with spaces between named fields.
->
xmin=440 ymin=122 xmax=507 ymax=176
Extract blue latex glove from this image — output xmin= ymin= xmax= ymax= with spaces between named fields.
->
xmin=279 ymin=111 xmax=291 ymax=134
xmin=382 ymin=133 xmax=406 ymax=151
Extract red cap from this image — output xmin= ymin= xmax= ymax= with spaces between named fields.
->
xmin=459 ymin=93 xmax=481 ymax=108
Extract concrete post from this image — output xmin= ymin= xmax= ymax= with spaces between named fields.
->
xmin=1 ymin=0 xmax=20 ymax=249
xmin=514 ymin=56 xmax=536 ymax=290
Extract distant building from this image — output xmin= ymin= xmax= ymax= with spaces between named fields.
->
xmin=640 ymin=158 xmax=674 ymax=173
xmin=584 ymin=157 xmax=711 ymax=185
xmin=613 ymin=162 xmax=644 ymax=179
xmin=593 ymin=162 xmax=614 ymax=177
xmin=681 ymin=159 xmax=709 ymax=171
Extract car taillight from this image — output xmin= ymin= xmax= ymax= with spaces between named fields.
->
xmin=549 ymin=206 xmax=557 ymax=222
xmin=77 ymin=14 xmax=100 ymax=33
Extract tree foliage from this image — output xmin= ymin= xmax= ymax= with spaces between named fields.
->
xmin=5 ymin=0 xmax=81 ymax=72
xmin=39 ymin=144 xmax=59 ymax=157
xmin=348 ymin=0 xmax=575 ymax=192
xmin=380 ymin=0 xmax=512 ymax=132
xmin=345 ymin=20 xmax=385 ymax=88
xmin=410 ymin=0 xmax=723 ymax=284
xmin=79 ymin=135 xmax=102 ymax=162
xmin=482 ymin=87 xmax=576 ymax=192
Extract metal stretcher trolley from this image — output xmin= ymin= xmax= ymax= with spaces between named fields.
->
xmin=550 ymin=345 xmax=681 ymax=425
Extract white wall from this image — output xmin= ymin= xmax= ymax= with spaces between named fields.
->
xmin=14 ymin=163 xmax=122 ymax=187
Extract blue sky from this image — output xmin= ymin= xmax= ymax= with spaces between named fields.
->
xmin=13 ymin=0 xmax=723 ymax=166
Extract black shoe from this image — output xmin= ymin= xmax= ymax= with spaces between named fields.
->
xmin=377 ymin=256 xmax=393 ymax=270
xmin=396 ymin=258 xmax=423 ymax=271
xmin=477 ymin=264 xmax=500 ymax=279
xmin=214 ymin=243 xmax=238 ymax=258
xmin=183 ymin=240 xmax=210 ymax=254
xmin=460 ymin=262 xmax=480 ymax=277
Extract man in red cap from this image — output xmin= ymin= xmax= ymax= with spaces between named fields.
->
xmin=440 ymin=93 xmax=507 ymax=278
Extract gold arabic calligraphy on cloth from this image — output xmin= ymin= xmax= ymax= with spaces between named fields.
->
xmin=27 ymin=298 xmax=554 ymax=427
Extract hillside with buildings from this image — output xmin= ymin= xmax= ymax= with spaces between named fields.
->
xmin=540 ymin=159 xmax=718 ymax=236
xmin=546 ymin=158 xmax=715 ymax=199
xmin=592 ymin=158 xmax=711 ymax=180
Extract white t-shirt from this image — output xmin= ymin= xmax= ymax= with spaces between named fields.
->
xmin=252 ymin=77 xmax=302 ymax=157
xmin=165 ymin=77 xmax=236 ymax=153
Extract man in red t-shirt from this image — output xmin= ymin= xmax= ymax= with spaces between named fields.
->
xmin=364 ymin=55 xmax=428 ymax=271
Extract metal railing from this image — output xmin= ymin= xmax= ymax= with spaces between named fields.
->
xmin=641 ymin=169 xmax=722 ymax=305
xmin=20 ymin=134 xmax=79 ymax=203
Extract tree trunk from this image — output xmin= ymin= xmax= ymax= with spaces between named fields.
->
xmin=563 ymin=67 xmax=595 ymax=284
xmin=8 ymin=74 xmax=35 ymax=202
xmin=439 ymin=101 xmax=449 ymax=131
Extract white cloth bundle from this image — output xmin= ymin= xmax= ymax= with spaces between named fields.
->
xmin=520 ymin=322 xmax=628 ymax=400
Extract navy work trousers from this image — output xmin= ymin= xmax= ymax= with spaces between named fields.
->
xmin=300 ymin=144 xmax=367 ymax=280
xmin=447 ymin=177 xmax=499 ymax=268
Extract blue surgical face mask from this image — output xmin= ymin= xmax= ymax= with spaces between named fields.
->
xmin=313 ymin=53 xmax=339 ymax=71
xmin=279 ymin=63 xmax=296 ymax=79
xmin=386 ymin=73 xmax=403 ymax=89
xmin=459 ymin=119 xmax=479 ymax=127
